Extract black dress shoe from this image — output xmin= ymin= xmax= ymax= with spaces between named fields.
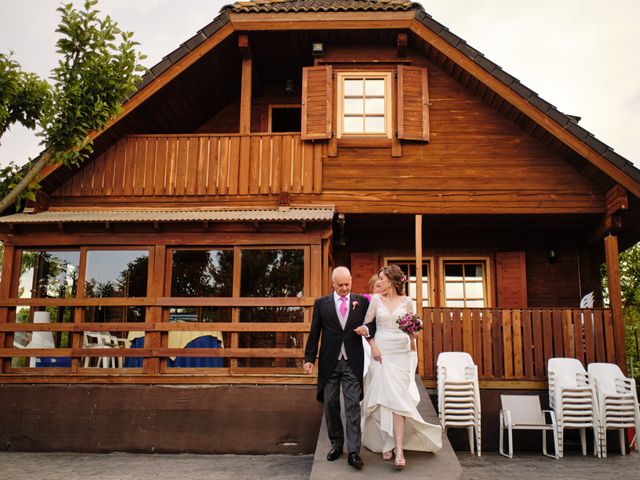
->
xmin=327 ymin=448 xmax=342 ymax=461
xmin=347 ymin=452 xmax=364 ymax=469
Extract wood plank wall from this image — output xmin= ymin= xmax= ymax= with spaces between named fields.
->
xmin=53 ymin=134 xmax=323 ymax=199
xmin=423 ymin=307 xmax=619 ymax=380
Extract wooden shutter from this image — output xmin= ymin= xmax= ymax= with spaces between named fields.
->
xmin=496 ymin=252 xmax=528 ymax=308
xmin=301 ymin=65 xmax=332 ymax=140
xmin=397 ymin=65 xmax=430 ymax=141
xmin=350 ymin=253 xmax=379 ymax=295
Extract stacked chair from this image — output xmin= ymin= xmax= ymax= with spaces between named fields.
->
xmin=588 ymin=362 xmax=640 ymax=457
xmin=437 ymin=352 xmax=482 ymax=456
xmin=547 ymin=358 xmax=600 ymax=458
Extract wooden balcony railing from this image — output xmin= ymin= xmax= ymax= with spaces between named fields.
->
xmin=57 ymin=133 xmax=323 ymax=198
xmin=421 ymin=307 xmax=621 ymax=382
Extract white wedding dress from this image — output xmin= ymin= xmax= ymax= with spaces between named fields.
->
xmin=361 ymin=294 xmax=442 ymax=453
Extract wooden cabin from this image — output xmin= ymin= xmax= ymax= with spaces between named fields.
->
xmin=1 ymin=0 xmax=639 ymax=453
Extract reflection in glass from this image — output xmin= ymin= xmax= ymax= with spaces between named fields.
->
xmin=238 ymin=307 xmax=303 ymax=368
xmin=364 ymin=116 xmax=385 ymax=133
xmin=166 ymin=307 xmax=229 ymax=368
xmin=85 ymin=250 xmax=148 ymax=297
xmin=344 ymin=98 xmax=364 ymax=115
xmin=365 ymin=79 xmax=385 ymax=96
xmin=444 ymin=262 xmax=486 ymax=308
xmin=240 ymin=249 xmax=304 ymax=297
xmin=84 ymin=306 xmax=145 ymax=323
xmin=19 ymin=250 xmax=79 ymax=299
xmin=344 ymin=78 xmax=363 ymax=96
xmin=12 ymin=306 xmax=73 ymax=368
xmin=171 ymin=249 xmax=233 ymax=297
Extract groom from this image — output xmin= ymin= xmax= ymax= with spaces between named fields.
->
xmin=303 ymin=266 xmax=374 ymax=470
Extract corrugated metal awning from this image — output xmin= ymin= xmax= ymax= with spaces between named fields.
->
xmin=0 ymin=207 xmax=335 ymax=224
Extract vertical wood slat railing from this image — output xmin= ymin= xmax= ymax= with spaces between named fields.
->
xmin=58 ymin=133 xmax=323 ymax=198
xmin=422 ymin=307 xmax=619 ymax=381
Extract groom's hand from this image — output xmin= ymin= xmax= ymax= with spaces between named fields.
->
xmin=303 ymin=362 xmax=314 ymax=375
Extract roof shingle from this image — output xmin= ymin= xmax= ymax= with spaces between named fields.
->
xmin=222 ymin=0 xmax=419 ymax=14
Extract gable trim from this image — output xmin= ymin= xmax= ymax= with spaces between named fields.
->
xmin=409 ymin=15 xmax=640 ymax=198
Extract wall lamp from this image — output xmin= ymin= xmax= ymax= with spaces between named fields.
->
xmin=336 ymin=213 xmax=346 ymax=247
xmin=284 ymin=78 xmax=294 ymax=95
xmin=547 ymin=248 xmax=557 ymax=265
xmin=311 ymin=42 xmax=324 ymax=56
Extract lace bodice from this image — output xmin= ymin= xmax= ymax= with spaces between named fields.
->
xmin=365 ymin=294 xmax=414 ymax=331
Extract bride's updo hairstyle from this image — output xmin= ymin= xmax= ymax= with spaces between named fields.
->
xmin=379 ymin=264 xmax=406 ymax=295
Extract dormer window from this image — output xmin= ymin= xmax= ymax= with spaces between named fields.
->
xmin=337 ymin=72 xmax=392 ymax=138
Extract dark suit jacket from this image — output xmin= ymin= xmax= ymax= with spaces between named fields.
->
xmin=304 ymin=293 xmax=375 ymax=402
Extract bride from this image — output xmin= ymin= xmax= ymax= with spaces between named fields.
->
xmin=356 ymin=265 xmax=442 ymax=469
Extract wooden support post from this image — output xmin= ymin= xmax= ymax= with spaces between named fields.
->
xmin=604 ymin=233 xmax=627 ymax=370
xmin=415 ymin=214 xmax=425 ymax=376
xmin=396 ymin=32 xmax=408 ymax=58
xmin=0 ymin=244 xmax=16 ymax=373
xmin=239 ymin=34 xmax=252 ymax=194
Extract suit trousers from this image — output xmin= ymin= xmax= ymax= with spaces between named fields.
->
xmin=323 ymin=359 xmax=362 ymax=453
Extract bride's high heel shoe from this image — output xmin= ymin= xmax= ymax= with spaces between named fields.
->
xmin=382 ymin=449 xmax=393 ymax=461
xmin=394 ymin=448 xmax=406 ymax=469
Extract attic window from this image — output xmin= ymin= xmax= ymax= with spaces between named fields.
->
xmin=336 ymin=72 xmax=392 ymax=138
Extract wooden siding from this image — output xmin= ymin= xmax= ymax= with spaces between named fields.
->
xmin=495 ymin=251 xmax=527 ymax=308
xmin=53 ymin=134 xmax=323 ymax=198
xmin=422 ymin=307 xmax=620 ymax=381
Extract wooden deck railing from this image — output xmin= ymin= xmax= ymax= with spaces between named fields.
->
xmin=57 ymin=133 xmax=323 ymax=198
xmin=422 ymin=307 xmax=621 ymax=381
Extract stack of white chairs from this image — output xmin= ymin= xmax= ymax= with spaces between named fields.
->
xmin=588 ymin=362 xmax=640 ymax=457
xmin=547 ymin=358 xmax=600 ymax=458
xmin=437 ymin=351 xmax=482 ymax=456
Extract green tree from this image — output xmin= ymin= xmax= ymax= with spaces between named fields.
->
xmin=602 ymin=242 xmax=640 ymax=378
xmin=0 ymin=0 xmax=145 ymax=212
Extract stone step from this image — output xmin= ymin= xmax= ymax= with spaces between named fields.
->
xmin=310 ymin=376 xmax=463 ymax=479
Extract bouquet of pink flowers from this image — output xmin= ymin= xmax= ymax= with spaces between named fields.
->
xmin=397 ymin=313 xmax=423 ymax=351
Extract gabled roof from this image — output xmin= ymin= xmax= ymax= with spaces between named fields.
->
xmin=21 ymin=0 xmax=640 ymax=207
xmin=222 ymin=0 xmax=418 ymax=13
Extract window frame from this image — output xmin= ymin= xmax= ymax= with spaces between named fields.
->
xmin=336 ymin=71 xmax=393 ymax=139
xmin=438 ymin=257 xmax=493 ymax=308
xmin=383 ymin=256 xmax=435 ymax=308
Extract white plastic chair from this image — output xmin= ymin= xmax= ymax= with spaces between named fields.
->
xmin=588 ymin=362 xmax=640 ymax=457
xmin=83 ymin=331 xmax=116 ymax=368
xmin=548 ymin=358 xmax=600 ymax=458
xmin=437 ymin=351 xmax=482 ymax=456
xmin=499 ymin=395 xmax=559 ymax=459
xmin=579 ymin=292 xmax=595 ymax=308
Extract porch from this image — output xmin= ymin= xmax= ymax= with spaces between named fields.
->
xmin=0 ymin=306 xmax=621 ymax=388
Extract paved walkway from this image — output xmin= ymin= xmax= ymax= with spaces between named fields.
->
xmin=1 ymin=450 xmax=639 ymax=480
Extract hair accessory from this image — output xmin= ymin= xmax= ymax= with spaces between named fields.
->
xmin=401 ymin=274 xmax=407 ymax=282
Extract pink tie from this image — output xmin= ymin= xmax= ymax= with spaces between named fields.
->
xmin=340 ymin=296 xmax=347 ymax=319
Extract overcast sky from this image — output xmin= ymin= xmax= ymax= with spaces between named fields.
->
xmin=0 ymin=0 xmax=638 ymax=168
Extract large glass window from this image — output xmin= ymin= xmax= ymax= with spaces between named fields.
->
xmin=240 ymin=249 xmax=304 ymax=297
xmin=444 ymin=262 xmax=486 ymax=308
xmin=85 ymin=250 xmax=149 ymax=297
xmin=238 ymin=307 xmax=304 ymax=367
xmin=171 ymin=249 xmax=234 ymax=297
xmin=18 ymin=250 xmax=79 ymax=299
xmin=338 ymin=72 xmax=391 ymax=137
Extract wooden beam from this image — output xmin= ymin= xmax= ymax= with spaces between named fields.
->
xmin=239 ymin=35 xmax=252 ymax=135
xmin=415 ymin=214 xmax=425 ymax=376
xmin=409 ymin=20 xmax=640 ymax=198
xmin=604 ymin=234 xmax=626 ymax=371
xmin=238 ymin=33 xmax=251 ymax=59
xmin=397 ymin=32 xmax=408 ymax=58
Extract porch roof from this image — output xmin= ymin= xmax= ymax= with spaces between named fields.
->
xmin=0 ymin=207 xmax=335 ymax=224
